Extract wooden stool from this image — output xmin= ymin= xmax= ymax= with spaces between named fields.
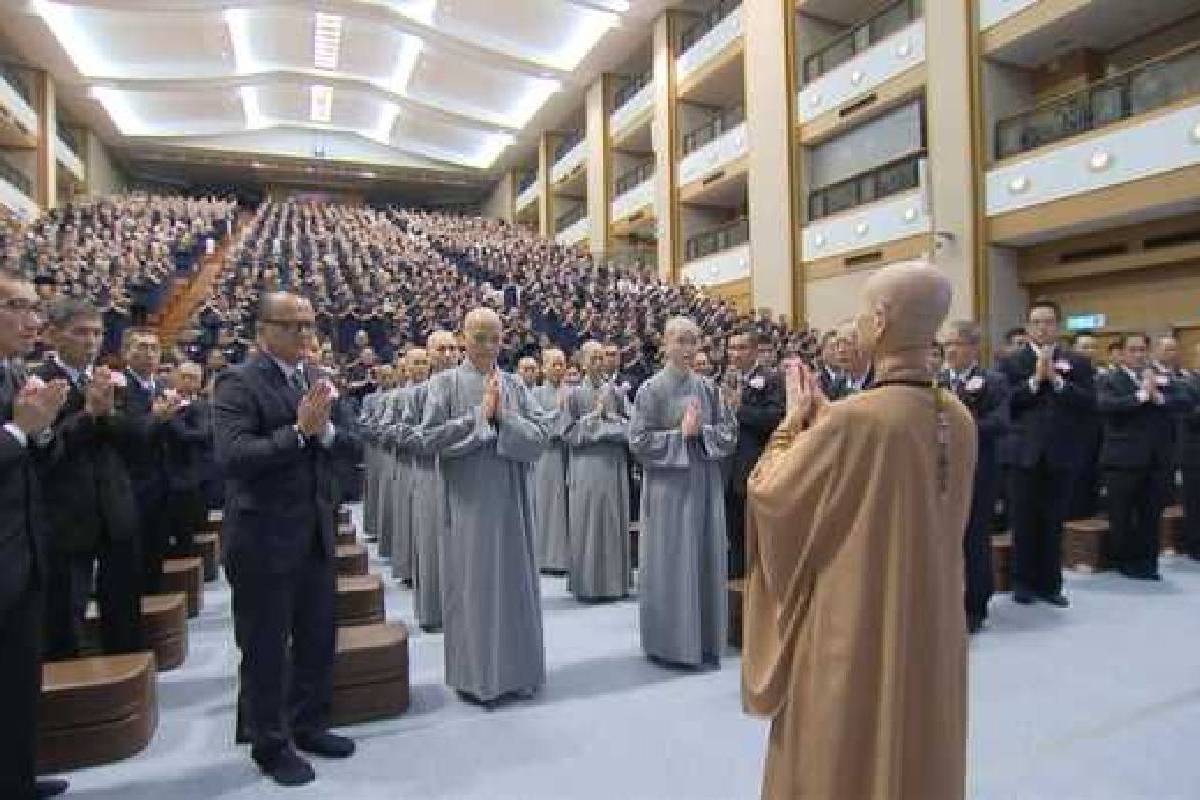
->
xmin=336 ymin=523 xmax=358 ymax=547
xmin=1062 ymin=518 xmax=1110 ymax=572
xmin=991 ymin=532 xmax=1013 ymax=593
xmin=331 ymin=622 xmax=410 ymax=725
xmin=1161 ymin=505 xmax=1184 ymax=555
xmin=38 ymin=653 xmax=158 ymax=774
xmin=82 ymin=593 xmax=188 ymax=671
xmin=161 ymin=557 xmax=203 ymax=617
xmin=338 ymin=507 xmax=352 ymax=526
xmin=193 ymin=532 xmax=220 ymax=582
xmin=727 ymin=578 xmax=745 ymax=649
xmin=337 ymin=543 xmax=369 ymax=576
xmin=336 ymin=574 xmax=385 ymax=627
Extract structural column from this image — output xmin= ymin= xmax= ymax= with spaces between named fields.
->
xmin=744 ymin=0 xmax=801 ymax=322
xmin=584 ymin=76 xmax=610 ymax=260
xmin=537 ymin=133 xmax=553 ymax=238
xmin=34 ymin=69 xmax=57 ymax=210
xmin=925 ymin=1 xmax=984 ymax=323
xmin=651 ymin=12 xmax=678 ymax=283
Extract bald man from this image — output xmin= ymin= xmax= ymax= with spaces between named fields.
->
xmin=418 ymin=309 xmax=548 ymax=704
xmin=368 ymin=369 xmax=409 ymax=566
xmin=629 ymin=317 xmax=737 ymax=666
xmin=516 ymin=356 xmax=540 ymax=389
xmin=744 ymin=263 xmax=976 ymax=800
xmin=530 ymin=348 xmax=571 ymax=573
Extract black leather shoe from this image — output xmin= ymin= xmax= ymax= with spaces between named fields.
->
xmin=967 ymin=615 xmax=985 ymax=634
xmin=1040 ymin=593 xmax=1070 ymax=607
xmin=295 ymin=730 xmax=355 ymax=759
xmin=35 ymin=778 xmax=70 ymax=798
xmin=255 ymin=749 xmax=315 ymax=787
xmin=1012 ymin=589 xmax=1035 ymax=605
xmin=1125 ymin=571 xmax=1162 ymax=581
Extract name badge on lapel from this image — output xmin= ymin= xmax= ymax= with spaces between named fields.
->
xmin=965 ymin=375 xmax=985 ymax=392
xmin=1053 ymin=359 xmax=1072 ymax=373
xmin=749 ymin=375 xmax=766 ymax=390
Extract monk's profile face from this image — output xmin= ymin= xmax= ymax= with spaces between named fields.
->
xmin=406 ymin=349 xmax=431 ymax=383
xmin=517 ymin=357 xmax=539 ymax=387
xmin=427 ymin=332 xmax=457 ymax=372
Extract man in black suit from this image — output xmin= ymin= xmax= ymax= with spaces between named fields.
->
xmin=1068 ymin=332 xmax=1103 ymax=520
xmin=1181 ymin=344 xmax=1200 ymax=560
xmin=38 ymin=297 xmax=147 ymax=660
xmin=940 ymin=321 xmax=1009 ymax=632
xmin=1096 ymin=333 xmax=1187 ymax=580
xmin=723 ymin=329 xmax=785 ymax=580
xmin=215 ymin=292 xmax=361 ymax=787
xmin=0 ymin=274 xmax=70 ymax=800
xmin=828 ymin=322 xmax=873 ymax=401
xmin=163 ymin=361 xmax=211 ymax=558
xmin=815 ymin=331 xmax=842 ymax=399
xmin=999 ymin=300 xmax=1096 ymax=606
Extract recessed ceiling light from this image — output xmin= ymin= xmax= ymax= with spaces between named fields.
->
xmin=813 ymin=233 xmax=826 ymax=247
xmin=903 ymin=207 xmax=918 ymax=222
xmin=1192 ymin=121 xmax=1200 ymax=143
xmin=1008 ymin=175 xmax=1030 ymax=194
xmin=1088 ymin=151 xmax=1112 ymax=171
xmin=850 ymin=70 xmax=864 ymax=85
xmin=314 ymin=13 xmax=343 ymax=71
xmin=855 ymin=222 xmax=869 ymax=236
xmin=310 ymin=85 xmax=333 ymax=123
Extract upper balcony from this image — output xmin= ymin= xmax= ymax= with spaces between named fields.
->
xmin=610 ymin=71 xmax=654 ymax=143
xmin=551 ymin=130 xmax=586 ymax=185
xmin=682 ymin=217 xmax=750 ymax=286
xmin=803 ymin=152 xmax=931 ymax=261
xmin=515 ymin=171 xmax=540 ymax=212
xmin=678 ymin=105 xmax=747 ymax=197
xmin=796 ymin=0 xmax=925 ymax=136
xmin=56 ymin=123 xmax=85 ymax=183
xmin=611 ymin=161 xmax=655 ymax=225
xmin=986 ymin=42 xmax=1200 ymax=243
xmin=677 ymin=1 xmax=743 ymax=95
xmin=0 ymin=65 xmax=37 ymax=148
xmin=0 ymin=157 xmax=38 ymax=219
xmin=555 ymin=204 xmax=589 ymax=246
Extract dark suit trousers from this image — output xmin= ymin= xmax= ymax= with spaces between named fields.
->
xmin=1009 ymin=459 xmax=1071 ymax=596
xmin=1104 ymin=468 xmax=1168 ymax=575
xmin=0 ymin=585 xmax=42 ymax=800
xmin=166 ymin=488 xmax=205 ymax=557
xmin=1067 ymin=437 xmax=1102 ymax=520
xmin=965 ymin=470 xmax=998 ymax=621
xmin=227 ymin=534 xmax=335 ymax=762
xmin=724 ymin=486 xmax=746 ymax=580
xmin=136 ymin=485 xmax=168 ymax=594
xmin=1184 ymin=467 xmax=1200 ymax=557
xmin=43 ymin=538 xmax=143 ymax=661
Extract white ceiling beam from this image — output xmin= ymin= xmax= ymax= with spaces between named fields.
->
xmin=38 ymin=0 xmax=575 ymax=81
xmin=84 ymin=71 xmax=521 ymax=134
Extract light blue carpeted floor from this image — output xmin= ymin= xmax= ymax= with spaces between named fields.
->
xmin=58 ymin=509 xmax=1200 ymax=799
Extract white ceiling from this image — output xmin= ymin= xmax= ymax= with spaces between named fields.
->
xmin=3 ymin=0 xmax=677 ymax=191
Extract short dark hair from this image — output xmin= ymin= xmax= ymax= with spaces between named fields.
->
xmin=1071 ymin=331 xmax=1096 ymax=345
xmin=45 ymin=296 xmax=101 ymax=329
xmin=1120 ymin=331 xmax=1150 ymax=348
xmin=727 ymin=327 xmax=758 ymax=347
xmin=1003 ymin=327 xmax=1027 ymax=344
xmin=1028 ymin=298 xmax=1061 ymax=322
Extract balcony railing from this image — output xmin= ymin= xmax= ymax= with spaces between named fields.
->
xmin=614 ymin=162 xmax=654 ymax=196
xmin=682 ymin=105 xmax=745 ymax=156
xmin=680 ymin=0 xmax=740 ymax=54
xmin=0 ymin=158 xmax=33 ymax=198
xmin=556 ymin=205 xmax=586 ymax=232
xmin=56 ymin=119 xmax=80 ymax=156
xmin=554 ymin=131 xmax=584 ymax=164
xmin=517 ymin=172 xmax=537 ymax=195
xmin=808 ymin=151 xmax=923 ymax=221
xmin=685 ymin=217 xmax=749 ymax=262
xmin=802 ymin=0 xmax=922 ymax=84
xmin=614 ymin=71 xmax=652 ymax=111
xmin=0 ymin=63 xmax=31 ymax=105
xmin=996 ymin=42 xmax=1200 ymax=160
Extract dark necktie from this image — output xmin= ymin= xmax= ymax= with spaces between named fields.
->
xmin=290 ymin=368 xmax=308 ymax=395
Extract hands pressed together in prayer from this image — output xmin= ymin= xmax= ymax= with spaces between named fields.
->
xmin=680 ymin=397 xmax=701 ymax=438
xmin=13 ymin=378 xmax=69 ymax=437
xmin=782 ymin=359 xmax=828 ymax=432
xmin=481 ymin=370 xmax=501 ymax=422
xmin=296 ymin=380 xmax=336 ymax=437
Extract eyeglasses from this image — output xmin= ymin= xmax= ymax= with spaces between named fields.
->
xmin=261 ymin=319 xmax=316 ymax=333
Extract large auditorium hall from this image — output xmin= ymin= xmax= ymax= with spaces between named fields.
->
xmin=2 ymin=1 xmax=1200 ymax=798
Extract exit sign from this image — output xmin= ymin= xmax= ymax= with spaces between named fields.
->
xmin=1066 ymin=313 xmax=1106 ymax=331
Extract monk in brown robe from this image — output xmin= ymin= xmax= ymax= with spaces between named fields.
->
xmin=743 ymin=261 xmax=977 ymax=800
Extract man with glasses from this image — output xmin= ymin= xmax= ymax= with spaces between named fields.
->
xmin=0 ymin=276 xmax=70 ymax=799
xmin=214 ymin=292 xmax=361 ymax=786
xmin=999 ymin=300 xmax=1096 ymax=607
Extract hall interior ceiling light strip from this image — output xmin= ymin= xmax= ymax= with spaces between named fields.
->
xmin=311 ymin=85 xmax=334 ymax=122
xmin=314 ymin=12 xmax=343 ymax=71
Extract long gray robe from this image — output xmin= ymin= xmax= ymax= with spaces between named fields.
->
xmin=418 ymin=362 xmax=548 ymax=701
xmin=357 ymin=391 xmax=386 ymax=539
xmin=530 ymin=383 xmax=570 ymax=572
xmin=374 ymin=388 xmax=408 ymax=565
xmin=378 ymin=388 xmax=415 ymax=582
xmin=402 ymin=382 xmax=444 ymax=629
xmin=629 ymin=367 xmax=737 ymax=666
xmin=564 ymin=377 xmax=631 ymax=600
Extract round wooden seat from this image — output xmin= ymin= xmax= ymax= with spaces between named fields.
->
xmin=336 ymin=523 xmax=358 ymax=547
xmin=336 ymin=543 xmax=369 ymax=576
xmin=38 ymin=652 xmax=158 ymax=773
xmin=1161 ymin=505 xmax=1184 ymax=555
xmin=193 ymin=532 xmax=220 ymax=581
xmin=335 ymin=574 xmax=385 ymax=627
xmin=991 ymin=532 xmax=1013 ymax=592
xmin=82 ymin=593 xmax=188 ymax=671
xmin=1062 ymin=518 xmax=1110 ymax=573
xmin=331 ymin=622 xmax=410 ymax=725
xmin=162 ymin=557 xmax=204 ymax=617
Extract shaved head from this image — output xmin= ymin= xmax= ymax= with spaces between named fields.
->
xmin=858 ymin=261 xmax=953 ymax=357
xmin=462 ymin=307 xmax=502 ymax=370
xmin=427 ymin=329 xmax=458 ymax=372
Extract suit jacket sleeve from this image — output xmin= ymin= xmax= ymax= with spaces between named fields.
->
xmin=737 ymin=373 xmax=785 ymax=436
xmin=1096 ymin=371 xmax=1141 ymax=415
xmin=213 ymin=369 xmax=303 ymax=479
xmin=976 ymin=373 xmax=1010 ymax=439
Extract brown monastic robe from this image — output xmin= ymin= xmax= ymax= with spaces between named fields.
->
xmin=743 ymin=385 xmax=977 ymax=800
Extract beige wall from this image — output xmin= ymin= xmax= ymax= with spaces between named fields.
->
xmin=481 ymin=172 xmax=514 ymax=221
xmin=986 ymin=245 xmax=1027 ymax=349
xmin=84 ymin=132 xmax=127 ymax=197
xmin=804 ymin=268 xmax=875 ymax=331
xmin=585 ymin=78 xmax=609 ymax=259
xmin=651 ymin=13 xmax=677 ymax=282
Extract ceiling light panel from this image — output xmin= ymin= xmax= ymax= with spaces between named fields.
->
xmin=405 ymin=47 xmax=559 ymax=129
xmin=310 ymin=85 xmax=334 ymax=123
xmin=313 ymin=13 xmax=343 ymax=71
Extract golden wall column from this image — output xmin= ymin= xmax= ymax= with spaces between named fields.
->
xmin=34 ymin=70 xmax=57 ymax=210
xmin=538 ymin=133 xmax=553 ymax=238
xmin=585 ymin=76 xmax=611 ymax=260
xmin=925 ymin=2 xmax=984 ymax=322
xmin=745 ymin=0 xmax=801 ymax=322
xmin=651 ymin=12 xmax=679 ymax=283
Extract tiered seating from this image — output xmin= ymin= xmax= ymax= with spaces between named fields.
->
xmin=331 ymin=623 xmax=411 ymax=725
